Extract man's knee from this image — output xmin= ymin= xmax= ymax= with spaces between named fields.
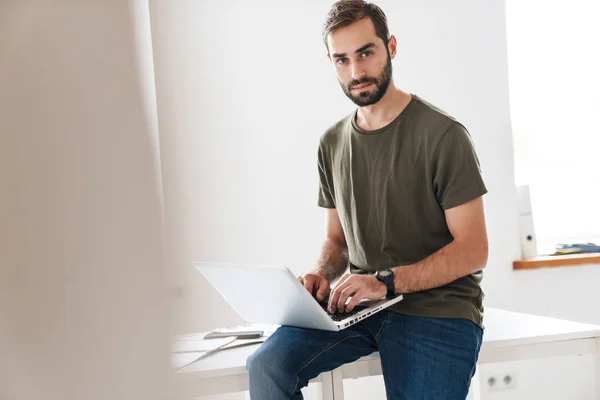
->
xmin=246 ymin=340 xmax=302 ymax=397
xmin=246 ymin=341 xmax=287 ymax=377
xmin=245 ymin=348 xmax=263 ymax=375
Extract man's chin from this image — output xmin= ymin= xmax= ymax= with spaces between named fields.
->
xmin=350 ymin=95 xmax=378 ymax=107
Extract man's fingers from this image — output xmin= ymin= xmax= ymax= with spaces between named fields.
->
xmin=307 ymin=279 xmax=317 ymax=296
xmin=328 ymin=274 xmax=349 ymax=309
xmin=299 ymin=276 xmax=315 ymax=294
xmin=316 ymin=279 xmax=329 ymax=301
xmin=328 ymin=282 xmax=345 ymax=313
xmin=345 ymin=292 xmax=363 ymax=312
xmin=337 ymin=285 xmax=356 ymax=312
xmin=329 ymin=281 xmax=351 ymax=313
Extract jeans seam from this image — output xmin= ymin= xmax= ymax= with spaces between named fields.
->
xmin=374 ymin=311 xmax=392 ymax=341
xmin=468 ymin=327 xmax=484 ymax=386
xmin=375 ymin=313 xmax=397 ymax=400
xmin=288 ymin=333 xmax=365 ymax=395
xmin=379 ymin=357 xmax=392 ymax=400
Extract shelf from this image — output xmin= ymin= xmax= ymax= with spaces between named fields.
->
xmin=513 ymin=253 xmax=600 ymax=270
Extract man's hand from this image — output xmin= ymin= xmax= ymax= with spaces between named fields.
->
xmin=298 ymin=273 xmax=330 ymax=302
xmin=328 ymin=274 xmax=386 ymax=313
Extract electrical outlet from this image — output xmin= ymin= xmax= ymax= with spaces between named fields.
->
xmin=485 ymin=372 xmax=518 ymax=391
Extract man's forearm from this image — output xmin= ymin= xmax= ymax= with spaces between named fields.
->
xmin=313 ymin=237 xmax=349 ymax=283
xmin=392 ymin=239 xmax=487 ymax=294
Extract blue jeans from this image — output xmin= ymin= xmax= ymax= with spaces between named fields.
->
xmin=246 ymin=311 xmax=483 ymax=399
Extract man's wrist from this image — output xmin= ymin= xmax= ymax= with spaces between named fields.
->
xmin=373 ymin=275 xmax=387 ymax=295
xmin=391 ymin=266 xmax=406 ymax=294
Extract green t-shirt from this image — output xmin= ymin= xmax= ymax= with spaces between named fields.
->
xmin=317 ymin=94 xmax=488 ymax=328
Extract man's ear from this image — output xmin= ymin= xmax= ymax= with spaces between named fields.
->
xmin=327 ymin=52 xmax=331 ymax=62
xmin=387 ymin=34 xmax=398 ymax=59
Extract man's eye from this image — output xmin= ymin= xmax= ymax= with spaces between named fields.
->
xmin=361 ymin=51 xmax=373 ymax=57
xmin=337 ymin=58 xmax=348 ymax=65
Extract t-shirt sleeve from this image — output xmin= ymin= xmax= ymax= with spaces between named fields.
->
xmin=317 ymin=143 xmax=336 ymax=208
xmin=432 ymin=123 xmax=488 ymax=210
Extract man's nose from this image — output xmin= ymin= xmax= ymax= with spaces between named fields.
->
xmin=351 ymin=64 xmax=366 ymax=81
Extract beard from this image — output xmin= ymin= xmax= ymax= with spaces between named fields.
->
xmin=340 ymin=52 xmax=393 ymax=107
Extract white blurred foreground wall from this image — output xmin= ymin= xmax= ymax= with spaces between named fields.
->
xmin=0 ymin=1 xmax=171 ymax=399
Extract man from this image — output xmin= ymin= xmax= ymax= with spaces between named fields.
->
xmin=246 ymin=1 xmax=488 ymax=398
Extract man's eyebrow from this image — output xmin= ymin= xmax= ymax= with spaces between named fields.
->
xmin=332 ymin=42 xmax=376 ymax=59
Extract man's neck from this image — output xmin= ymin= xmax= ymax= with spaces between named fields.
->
xmin=355 ymin=86 xmax=412 ymax=132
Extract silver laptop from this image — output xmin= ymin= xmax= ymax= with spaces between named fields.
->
xmin=195 ymin=262 xmax=403 ymax=331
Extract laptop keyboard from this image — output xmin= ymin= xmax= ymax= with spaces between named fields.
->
xmin=318 ymin=301 xmax=367 ymax=322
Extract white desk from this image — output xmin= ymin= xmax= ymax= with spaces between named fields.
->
xmin=174 ymin=308 xmax=600 ymax=400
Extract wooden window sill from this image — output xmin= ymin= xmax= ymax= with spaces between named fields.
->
xmin=513 ymin=253 xmax=600 ymax=270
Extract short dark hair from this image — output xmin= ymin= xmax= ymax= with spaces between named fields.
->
xmin=322 ymin=0 xmax=390 ymax=49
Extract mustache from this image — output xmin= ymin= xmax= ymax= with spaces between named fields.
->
xmin=349 ymin=77 xmax=378 ymax=89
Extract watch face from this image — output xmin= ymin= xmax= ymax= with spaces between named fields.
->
xmin=379 ymin=269 xmax=391 ymax=277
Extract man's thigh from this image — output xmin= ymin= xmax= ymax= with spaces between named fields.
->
xmin=376 ymin=312 xmax=483 ymax=400
xmin=247 ymin=314 xmax=385 ymax=391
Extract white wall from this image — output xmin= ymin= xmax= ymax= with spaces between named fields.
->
xmin=0 ymin=1 xmax=170 ymax=399
xmin=149 ymin=0 xmax=600 ymax=398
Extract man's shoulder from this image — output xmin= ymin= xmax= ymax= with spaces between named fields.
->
xmin=409 ymin=95 xmax=477 ymax=160
xmin=409 ymin=95 xmax=463 ymax=136
xmin=319 ymin=111 xmax=353 ymax=148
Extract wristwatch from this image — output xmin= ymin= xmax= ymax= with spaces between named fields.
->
xmin=375 ymin=268 xmax=396 ymax=299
